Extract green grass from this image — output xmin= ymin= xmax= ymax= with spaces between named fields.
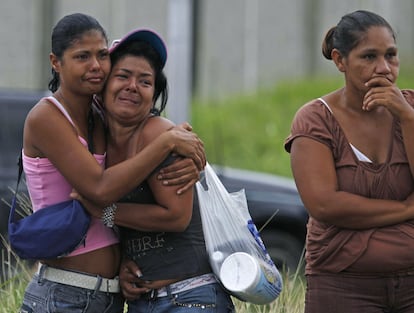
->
xmin=0 ymin=192 xmax=36 ymax=311
xmin=192 ymin=76 xmax=341 ymax=177
xmin=192 ymin=70 xmax=414 ymax=177
xmin=0 ymin=240 xmax=33 ymax=311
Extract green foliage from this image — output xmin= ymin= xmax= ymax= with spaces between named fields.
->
xmin=0 ymin=246 xmax=33 ymax=311
xmin=192 ymin=71 xmax=414 ymax=178
xmin=232 ymin=270 xmax=306 ymax=313
xmin=192 ymin=76 xmax=342 ymax=177
xmin=0 ymin=192 xmax=36 ymax=311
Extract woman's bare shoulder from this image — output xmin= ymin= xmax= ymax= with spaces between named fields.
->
xmin=141 ymin=116 xmax=175 ymax=143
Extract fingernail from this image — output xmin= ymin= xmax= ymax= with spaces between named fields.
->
xmin=163 ymin=181 xmax=169 ymax=185
xmin=136 ymin=270 xmax=143 ymax=278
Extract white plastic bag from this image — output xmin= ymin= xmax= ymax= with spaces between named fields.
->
xmin=196 ymin=163 xmax=283 ymax=304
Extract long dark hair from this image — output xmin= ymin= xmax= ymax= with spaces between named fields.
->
xmin=48 ymin=13 xmax=108 ymax=92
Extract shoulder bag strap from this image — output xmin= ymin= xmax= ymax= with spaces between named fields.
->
xmin=87 ymin=109 xmax=94 ymax=154
xmin=9 ymin=152 xmax=23 ymax=223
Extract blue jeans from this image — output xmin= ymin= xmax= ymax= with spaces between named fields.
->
xmin=126 ymin=283 xmax=235 ymax=313
xmin=19 ymin=275 xmax=124 ymax=313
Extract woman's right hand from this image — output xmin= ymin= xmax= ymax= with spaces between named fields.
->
xmin=169 ymin=122 xmax=206 ymax=171
xmin=119 ymin=259 xmax=149 ymax=301
xmin=70 ymin=190 xmax=102 ymax=219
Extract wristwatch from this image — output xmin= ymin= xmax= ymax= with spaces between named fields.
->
xmin=102 ymin=203 xmax=117 ymax=228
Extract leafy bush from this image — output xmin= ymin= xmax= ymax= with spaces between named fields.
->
xmin=192 ymin=71 xmax=414 ymax=177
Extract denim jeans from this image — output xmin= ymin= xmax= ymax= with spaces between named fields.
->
xmin=126 ymin=283 xmax=235 ymax=313
xmin=19 ymin=275 xmax=124 ymax=313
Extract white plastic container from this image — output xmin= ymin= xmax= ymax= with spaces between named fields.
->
xmin=219 ymin=252 xmax=281 ymax=304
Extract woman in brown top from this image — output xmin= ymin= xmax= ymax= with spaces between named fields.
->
xmin=285 ymin=10 xmax=414 ymax=313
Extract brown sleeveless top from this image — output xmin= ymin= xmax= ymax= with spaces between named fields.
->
xmin=285 ymin=90 xmax=414 ymax=275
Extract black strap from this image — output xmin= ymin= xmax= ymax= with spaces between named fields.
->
xmin=9 ymin=153 xmax=23 ymax=223
xmin=15 ymin=152 xmax=23 ymax=192
xmin=87 ymin=109 xmax=95 ymax=154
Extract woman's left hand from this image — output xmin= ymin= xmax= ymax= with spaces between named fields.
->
xmin=157 ymin=157 xmax=201 ymax=195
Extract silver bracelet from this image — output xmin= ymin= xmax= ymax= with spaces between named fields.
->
xmin=102 ymin=203 xmax=117 ymax=228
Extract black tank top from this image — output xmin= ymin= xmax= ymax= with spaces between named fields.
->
xmin=119 ymin=156 xmax=211 ymax=281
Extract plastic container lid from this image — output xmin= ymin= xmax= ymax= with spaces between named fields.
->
xmin=219 ymin=252 xmax=260 ymax=292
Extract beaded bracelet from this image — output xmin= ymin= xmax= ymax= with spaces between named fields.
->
xmin=102 ymin=203 xmax=117 ymax=228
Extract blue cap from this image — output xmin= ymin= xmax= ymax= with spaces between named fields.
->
xmin=109 ymin=28 xmax=167 ymax=68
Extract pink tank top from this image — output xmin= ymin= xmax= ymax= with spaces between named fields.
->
xmin=23 ymin=96 xmax=119 ymax=257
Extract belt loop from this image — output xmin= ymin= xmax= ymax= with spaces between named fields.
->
xmin=149 ymin=289 xmax=158 ymax=301
xmin=37 ymin=263 xmax=47 ymax=283
xmin=166 ymin=285 xmax=173 ymax=299
xmin=93 ymin=275 xmax=103 ymax=295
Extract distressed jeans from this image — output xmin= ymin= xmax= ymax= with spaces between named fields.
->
xmin=19 ymin=274 xmax=124 ymax=313
xmin=126 ymin=282 xmax=235 ymax=313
